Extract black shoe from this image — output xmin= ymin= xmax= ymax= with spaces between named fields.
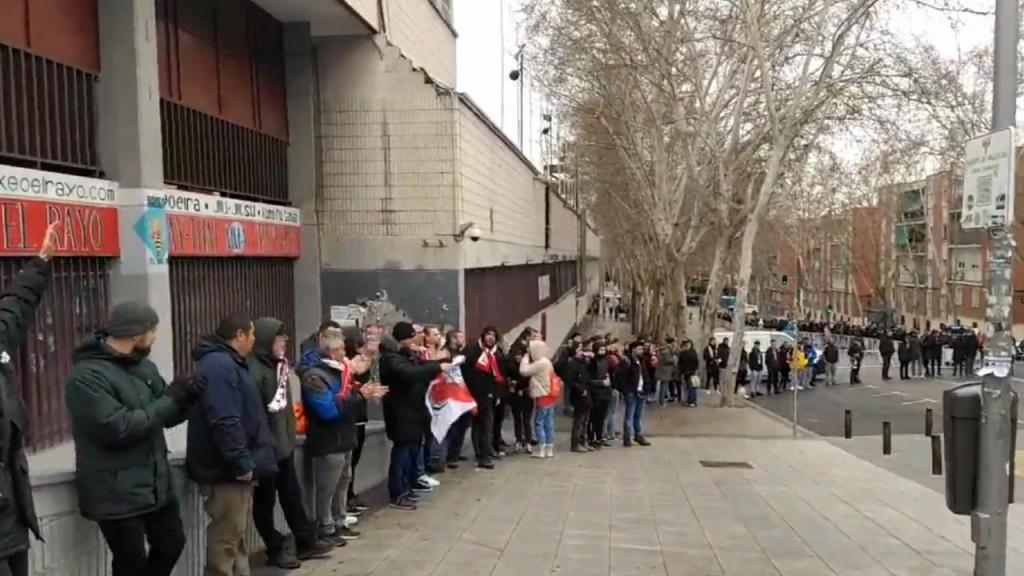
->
xmin=636 ymin=437 xmax=651 ymax=446
xmin=447 ymin=461 xmax=459 ymax=470
xmin=571 ymin=445 xmax=586 ymax=453
xmin=390 ymin=498 xmax=417 ymax=511
xmin=320 ymin=533 xmax=348 ymax=548
xmin=267 ymin=551 xmax=302 ymax=569
xmin=413 ymin=481 xmax=433 ymax=493
xmin=623 ymin=439 xmax=633 ymax=447
xmin=338 ymin=526 xmax=361 ymax=540
xmin=296 ymin=539 xmax=334 ymax=560
xmin=425 ymin=465 xmax=446 ymax=475
xmin=477 ymin=460 xmax=495 ymax=470
xmin=458 ymin=455 xmax=471 ymax=461
xmin=346 ymin=506 xmax=364 ymax=517
xmin=349 ymin=498 xmax=370 ymax=512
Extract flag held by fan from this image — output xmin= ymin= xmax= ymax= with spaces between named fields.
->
xmin=426 ymin=355 xmax=477 ymax=442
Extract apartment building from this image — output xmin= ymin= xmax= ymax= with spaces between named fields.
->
xmin=2 ymin=1 xmax=599 ymax=573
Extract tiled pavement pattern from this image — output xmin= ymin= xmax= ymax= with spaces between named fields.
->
xmin=256 ymin=407 xmax=1024 ymax=576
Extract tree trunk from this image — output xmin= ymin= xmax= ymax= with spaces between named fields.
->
xmin=725 ymin=147 xmax=785 ymax=408
xmin=696 ymin=227 xmax=733 ymax=358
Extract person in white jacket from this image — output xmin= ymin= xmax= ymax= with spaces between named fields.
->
xmin=520 ymin=340 xmax=556 ymax=458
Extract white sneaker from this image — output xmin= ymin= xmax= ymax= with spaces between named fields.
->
xmin=344 ymin=514 xmax=359 ymax=527
xmin=525 ymin=443 xmax=534 ymax=454
xmin=419 ymin=474 xmax=440 ymax=488
xmin=545 ymin=444 xmax=554 ymax=458
xmin=531 ymin=447 xmax=546 ymax=459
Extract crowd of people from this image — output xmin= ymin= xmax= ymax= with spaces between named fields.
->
xmin=0 ymin=232 xmax=672 ymax=576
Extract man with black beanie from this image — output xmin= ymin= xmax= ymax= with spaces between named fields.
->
xmin=462 ymin=326 xmax=505 ymax=470
xmin=65 ymin=301 xmax=204 ymax=576
xmin=381 ymin=322 xmax=447 ymax=510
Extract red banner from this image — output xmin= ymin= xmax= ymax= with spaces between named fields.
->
xmin=0 ymin=198 xmax=120 ymax=256
xmin=167 ymin=214 xmax=301 ymax=257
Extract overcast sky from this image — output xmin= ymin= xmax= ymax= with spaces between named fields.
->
xmin=455 ymin=2 xmax=997 ymax=169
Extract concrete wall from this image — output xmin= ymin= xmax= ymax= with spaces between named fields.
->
xmin=381 ymin=0 xmax=456 ymax=87
xmin=341 ymin=0 xmax=380 ymax=31
xmin=27 ymin=427 xmax=391 ymax=576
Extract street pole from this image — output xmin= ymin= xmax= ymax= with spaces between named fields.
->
xmin=974 ymin=1 xmax=1017 ymax=574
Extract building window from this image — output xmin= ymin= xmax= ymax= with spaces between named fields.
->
xmin=954 ymin=286 xmax=964 ymax=307
xmin=971 ymin=287 xmax=982 ymax=308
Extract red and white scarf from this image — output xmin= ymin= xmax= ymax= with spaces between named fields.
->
xmin=476 ymin=342 xmax=506 ymax=384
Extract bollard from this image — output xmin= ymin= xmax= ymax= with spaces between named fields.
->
xmin=925 ymin=408 xmax=933 ymax=437
xmin=883 ymin=421 xmax=892 ymax=455
xmin=931 ymin=434 xmax=943 ymax=475
xmin=844 ymin=409 xmax=852 ymax=439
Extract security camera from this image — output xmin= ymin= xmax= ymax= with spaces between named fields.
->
xmin=466 ymin=225 xmax=482 ymax=242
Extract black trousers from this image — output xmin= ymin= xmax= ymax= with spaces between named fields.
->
xmin=0 ymin=550 xmax=27 ymax=576
xmin=447 ymin=413 xmax=471 ymax=462
xmin=767 ymin=368 xmax=779 ymax=394
xmin=509 ymin=394 xmax=534 ymax=444
xmin=881 ymin=354 xmax=892 ymax=379
xmin=348 ymin=424 xmax=367 ymax=501
xmin=472 ymin=396 xmax=495 ymax=463
xmin=899 ymin=360 xmax=910 ymax=380
xmin=589 ymin=395 xmax=610 ymax=442
xmin=850 ymin=357 xmax=862 ymax=383
xmin=253 ymin=454 xmax=317 ymax=555
xmin=97 ymin=502 xmax=185 ymax=576
xmin=492 ymin=397 xmax=508 ymax=450
xmin=706 ymin=369 xmax=720 ymax=391
xmin=572 ymin=394 xmax=593 ymax=447
xmin=929 ymin=357 xmax=941 ymax=376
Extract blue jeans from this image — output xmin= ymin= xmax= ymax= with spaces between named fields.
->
xmin=388 ymin=442 xmax=419 ymax=502
xmin=657 ymin=381 xmax=670 ymax=405
xmin=605 ymin=391 xmax=619 ymax=438
xmin=623 ymin=392 xmax=645 ymax=440
xmin=534 ymin=405 xmax=555 ymax=445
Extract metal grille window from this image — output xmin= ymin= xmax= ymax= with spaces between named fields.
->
xmin=6 ymin=258 xmax=109 ymax=451
xmin=169 ymin=258 xmax=295 ymax=374
xmin=0 ymin=44 xmax=99 ymax=174
xmin=161 ymin=100 xmax=289 ymax=203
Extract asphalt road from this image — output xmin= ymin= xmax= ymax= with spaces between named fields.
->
xmin=752 ymin=361 xmax=1024 ymax=437
xmin=750 ymin=360 xmax=1024 ymax=496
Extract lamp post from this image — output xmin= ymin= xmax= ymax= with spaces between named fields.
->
xmin=509 ymin=44 xmax=525 ymax=149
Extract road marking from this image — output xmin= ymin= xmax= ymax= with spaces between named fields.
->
xmin=901 ymin=398 xmax=939 ymax=405
xmin=874 ymin=391 xmax=908 ymax=398
xmin=865 ymin=385 xmax=879 ymax=389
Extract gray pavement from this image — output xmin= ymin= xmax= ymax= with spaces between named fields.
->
xmin=254 ymin=404 xmax=1024 ymax=576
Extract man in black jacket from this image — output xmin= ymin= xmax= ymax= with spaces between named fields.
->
xmin=616 ymin=341 xmax=652 ymax=447
xmin=678 ymin=339 xmax=700 ymax=406
xmin=879 ymin=332 xmax=895 ymax=380
xmin=250 ymin=318 xmax=332 ymax=567
xmin=764 ymin=342 xmax=779 ymax=395
xmin=0 ymin=223 xmax=56 ymax=576
xmin=462 ymin=326 xmax=505 ymax=470
xmin=703 ymin=337 xmax=720 ymax=393
xmin=66 ymin=302 xmax=202 ymax=576
xmin=187 ymin=314 xmax=276 ymax=576
xmin=380 ymin=322 xmax=447 ymax=510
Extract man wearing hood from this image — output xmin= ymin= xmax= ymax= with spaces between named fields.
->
xmin=0 ymin=223 xmax=57 ymax=576
xmin=65 ymin=302 xmax=203 ymax=576
xmin=249 ymin=318 xmax=332 ymax=568
xmin=299 ymin=329 xmax=380 ymax=542
xmin=186 ymin=314 xmax=276 ymax=576
xmin=380 ymin=322 xmax=447 ymax=510
xmin=462 ymin=326 xmax=505 ymax=470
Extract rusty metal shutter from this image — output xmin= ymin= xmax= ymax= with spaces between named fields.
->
xmin=168 ymin=258 xmax=294 ymax=375
xmin=2 ymin=257 xmax=109 ymax=451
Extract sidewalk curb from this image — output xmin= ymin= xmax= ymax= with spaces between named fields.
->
xmin=745 ymin=397 xmax=820 ymax=439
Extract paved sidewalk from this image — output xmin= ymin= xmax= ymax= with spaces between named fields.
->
xmin=255 ymin=405 xmax=1024 ymax=576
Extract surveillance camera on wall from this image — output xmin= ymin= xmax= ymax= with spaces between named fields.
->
xmin=466 ymin=225 xmax=482 ymax=242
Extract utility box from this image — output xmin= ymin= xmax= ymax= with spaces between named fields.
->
xmin=943 ymin=382 xmax=1018 ymax=515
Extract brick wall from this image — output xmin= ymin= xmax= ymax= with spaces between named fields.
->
xmin=384 ymin=0 xmax=456 ymax=87
xmin=316 ymin=37 xmax=457 ymax=241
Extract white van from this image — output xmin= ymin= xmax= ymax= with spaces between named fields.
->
xmin=713 ymin=330 xmax=824 ymax=377
xmin=713 ymin=330 xmax=794 ymax=352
